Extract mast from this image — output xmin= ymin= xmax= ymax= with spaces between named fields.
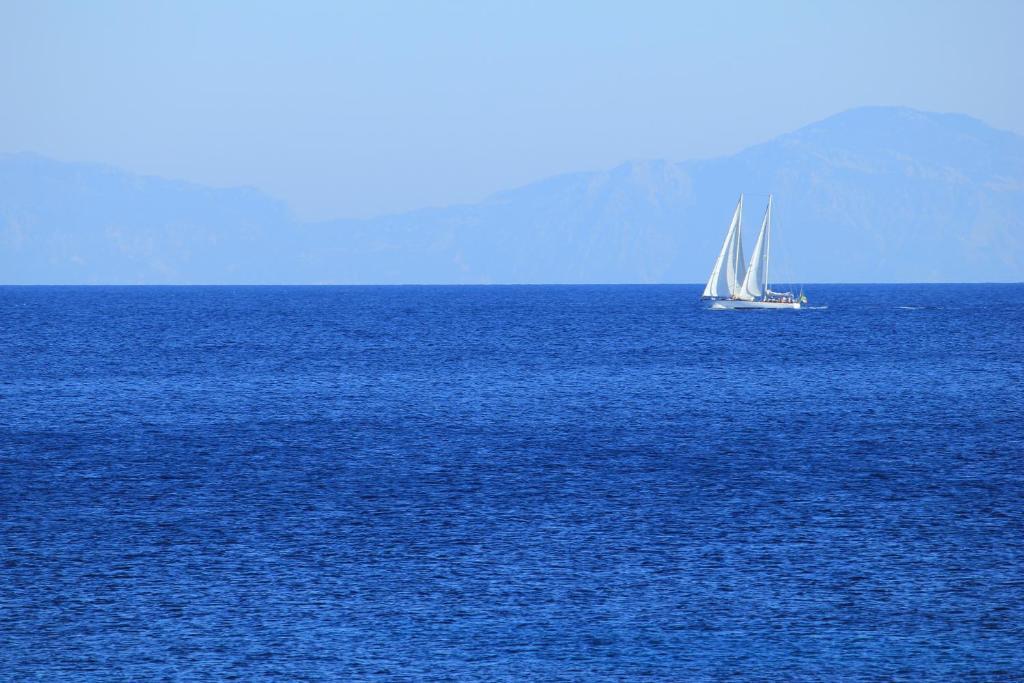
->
xmin=764 ymin=194 xmax=772 ymax=301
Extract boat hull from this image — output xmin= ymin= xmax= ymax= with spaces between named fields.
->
xmin=708 ymin=299 xmax=801 ymax=310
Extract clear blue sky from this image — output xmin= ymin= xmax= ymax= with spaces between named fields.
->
xmin=1 ymin=0 xmax=1021 ymax=220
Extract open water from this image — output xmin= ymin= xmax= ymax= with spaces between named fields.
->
xmin=1 ymin=284 xmax=1022 ymax=681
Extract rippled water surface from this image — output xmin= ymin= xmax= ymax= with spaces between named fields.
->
xmin=1 ymin=284 xmax=1022 ymax=680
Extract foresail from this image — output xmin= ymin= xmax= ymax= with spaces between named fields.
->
xmin=728 ymin=211 xmax=746 ymax=297
xmin=702 ymin=196 xmax=744 ymax=298
xmin=738 ymin=197 xmax=771 ymax=300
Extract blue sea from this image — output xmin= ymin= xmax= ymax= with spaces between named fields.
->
xmin=1 ymin=284 xmax=1022 ymax=681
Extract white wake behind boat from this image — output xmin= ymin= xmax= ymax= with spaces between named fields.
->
xmin=701 ymin=194 xmax=806 ymax=310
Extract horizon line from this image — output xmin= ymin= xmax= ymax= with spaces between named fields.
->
xmin=2 ymin=281 xmax=1022 ymax=288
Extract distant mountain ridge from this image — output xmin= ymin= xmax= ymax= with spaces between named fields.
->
xmin=2 ymin=106 xmax=1022 ymax=283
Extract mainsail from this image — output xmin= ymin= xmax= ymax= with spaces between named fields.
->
xmin=737 ymin=195 xmax=772 ymax=301
xmin=701 ymin=196 xmax=746 ymax=299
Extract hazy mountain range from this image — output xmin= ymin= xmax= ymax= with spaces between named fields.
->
xmin=1 ymin=106 xmax=1022 ymax=284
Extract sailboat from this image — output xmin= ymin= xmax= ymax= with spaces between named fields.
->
xmin=702 ymin=194 xmax=805 ymax=309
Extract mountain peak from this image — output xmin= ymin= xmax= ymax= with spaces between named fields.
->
xmin=786 ymin=105 xmax=1021 ymax=147
xmin=750 ymin=106 xmax=1024 ymax=182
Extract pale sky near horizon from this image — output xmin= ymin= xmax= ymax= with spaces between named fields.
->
xmin=1 ymin=0 xmax=1022 ymax=220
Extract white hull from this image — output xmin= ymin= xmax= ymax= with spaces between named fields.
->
xmin=708 ymin=299 xmax=801 ymax=310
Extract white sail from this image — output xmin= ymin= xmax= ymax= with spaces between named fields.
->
xmin=701 ymin=196 xmax=746 ymax=299
xmin=737 ymin=196 xmax=772 ymax=301
xmin=730 ymin=209 xmax=746 ymax=297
